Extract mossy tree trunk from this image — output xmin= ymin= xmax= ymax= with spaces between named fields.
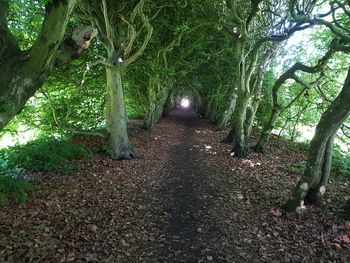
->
xmin=221 ymin=0 xmax=315 ymax=157
xmin=163 ymin=91 xmax=176 ymax=117
xmin=243 ymin=50 xmax=275 ymax=139
xmin=216 ymin=90 xmax=237 ymax=131
xmin=105 ymin=62 xmax=135 ymax=159
xmin=143 ymin=80 xmax=172 ymax=130
xmin=231 ymin=89 xmax=251 ymax=157
xmin=283 ymin=66 xmax=350 ymax=211
xmin=209 ymin=84 xmax=223 ymax=123
xmin=0 ymin=0 xmax=83 ymax=131
xmin=78 ymin=0 xmax=152 ymax=159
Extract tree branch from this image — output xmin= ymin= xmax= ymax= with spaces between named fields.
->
xmin=42 ymin=88 xmax=107 ymax=138
xmin=0 ymin=0 xmax=20 ymax=58
xmin=27 ymin=0 xmax=77 ymax=69
xmin=101 ymin=0 xmax=115 ymax=51
xmin=124 ymin=0 xmax=153 ymax=66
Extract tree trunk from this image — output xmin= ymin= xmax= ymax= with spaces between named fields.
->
xmin=106 ymin=65 xmax=135 ymax=159
xmin=244 ymin=104 xmax=256 ymax=140
xmin=0 ymin=0 xmax=75 ymax=130
xmin=244 ymin=50 xmax=274 ymax=142
xmin=216 ymin=91 xmax=237 ymax=131
xmin=143 ymin=81 xmax=171 ymax=130
xmin=254 ymin=106 xmax=281 ymax=152
xmin=222 ymin=127 xmax=236 ymax=143
xmin=283 ymin=66 xmax=350 ymax=212
xmin=304 ymin=131 xmax=336 ymax=206
xmin=143 ymin=84 xmax=157 ymax=130
xmin=0 ymin=0 xmax=96 ymax=132
xmin=231 ymin=93 xmax=251 ymax=157
xmin=203 ymin=95 xmax=213 ymax=119
xmin=163 ymin=91 xmax=175 ymax=117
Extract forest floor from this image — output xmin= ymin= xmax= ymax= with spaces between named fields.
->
xmin=1 ymin=109 xmax=350 ymax=263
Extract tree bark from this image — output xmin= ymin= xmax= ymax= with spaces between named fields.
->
xmin=283 ymin=65 xmax=350 ymax=212
xmin=143 ymin=79 xmax=172 ymax=130
xmin=254 ymin=106 xmax=281 ymax=152
xmin=162 ymin=91 xmax=176 ymax=117
xmin=0 ymin=0 xmax=96 ymax=132
xmin=244 ymin=50 xmax=274 ymax=141
xmin=106 ymin=65 xmax=135 ymax=159
xmin=216 ymin=91 xmax=237 ymax=131
xmin=231 ymin=95 xmax=251 ymax=157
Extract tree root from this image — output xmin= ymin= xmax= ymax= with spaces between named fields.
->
xmin=110 ymin=148 xmax=138 ymax=160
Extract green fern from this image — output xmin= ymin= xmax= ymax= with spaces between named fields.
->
xmin=1 ymin=138 xmax=91 ymax=173
xmin=0 ymin=166 xmax=34 ymax=206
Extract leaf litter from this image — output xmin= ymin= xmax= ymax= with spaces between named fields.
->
xmin=0 ymin=109 xmax=349 ymax=262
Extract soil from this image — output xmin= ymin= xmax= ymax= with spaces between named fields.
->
xmin=1 ymin=108 xmax=350 ymax=262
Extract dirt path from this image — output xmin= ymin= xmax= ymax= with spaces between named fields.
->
xmin=1 ymin=109 xmax=350 ymax=262
xmin=149 ymin=109 xmax=223 ymax=262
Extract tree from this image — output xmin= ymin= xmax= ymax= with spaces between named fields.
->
xmin=221 ymin=0 xmax=314 ymax=157
xmin=284 ymin=0 xmax=350 ymax=211
xmin=255 ymin=40 xmax=338 ymax=152
xmin=0 ymin=0 xmax=96 ymax=131
xmin=77 ymin=0 xmax=153 ymax=159
xmin=284 ymin=65 xmax=350 ymax=211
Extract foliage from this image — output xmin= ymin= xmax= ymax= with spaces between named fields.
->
xmin=7 ymin=0 xmax=45 ymax=50
xmin=256 ymin=71 xmax=275 ymax=126
xmin=0 ymin=163 xmax=34 ymax=206
xmin=0 ymin=138 xmax=91 ymax=173
xmin=286 ymin=146 xmax=350 ymax=178
xmin=331 ymin=146 xmax=350 ymax=177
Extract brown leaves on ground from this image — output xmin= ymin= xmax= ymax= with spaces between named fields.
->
xmin=0 ymin=109 xmax=349 ymax=262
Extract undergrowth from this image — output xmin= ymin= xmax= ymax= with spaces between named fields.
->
xmin=286 ymin=146 xmax=350 ymax=217
xmin=0 ymin=138 xmax=91 ymax=173
xmin=287 ymin=147 xmax=350 ymax=178
xmin=0 ymin=138 xmax=91 ymax=205
xmin=0 ymin=165 xmax=34 ymax=206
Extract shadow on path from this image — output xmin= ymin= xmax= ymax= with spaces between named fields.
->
xmin=155 ymin=108 xmax=222 ymax=262
xmin=167 ymin=109 xmax=201 ymax=235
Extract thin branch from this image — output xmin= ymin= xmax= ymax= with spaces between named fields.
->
xmin=124 ymin=0 xmax=153 ymax=66
xmin=41 ymin=89 xmax=107 ymax=138
xmin=101 ymin=0 xmax=115 ymax=50
xmin=333 ymin=0 xmax=350 ymax=18
xmin=290 ymin=1 xmax=350 ymax=42
xmin=121 ymin=15 xmax=137 ymax=57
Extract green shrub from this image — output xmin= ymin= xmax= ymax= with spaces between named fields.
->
xmin=0 ymin=164 xmax=34 ymax=206
xmin=331 ymin=146 xmax=350 ymax=176
xmin=286 ymin=147 xmax=350 ymax=177
xmin=0 ymin=138 xmax=91 ymax=173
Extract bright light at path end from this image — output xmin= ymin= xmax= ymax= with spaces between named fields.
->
xmin=180 ymin=98 xmax=190 ymax=108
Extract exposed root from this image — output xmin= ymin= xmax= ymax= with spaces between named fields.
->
xmin=110 ymin=149 xmax=138 ymax=160
xmin=253 ymin=144 xmax=265 ymax=153
xmin=231 ymin=144 xmax=249 ymax=158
